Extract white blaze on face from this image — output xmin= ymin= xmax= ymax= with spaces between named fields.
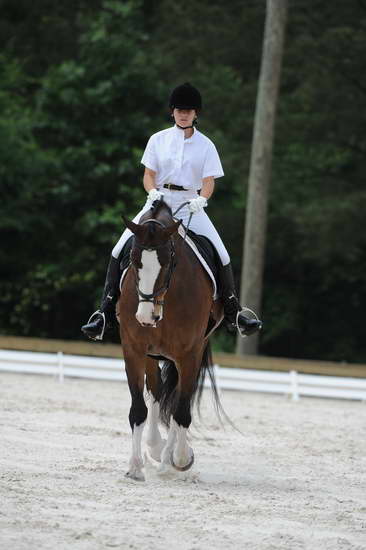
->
xmin=135 ymin=250 xmax=161 ymax=326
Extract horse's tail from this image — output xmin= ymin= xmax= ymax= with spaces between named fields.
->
xmin=157 ymin=341 xmax=228 ymax=427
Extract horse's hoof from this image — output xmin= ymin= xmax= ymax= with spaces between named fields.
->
xmin=170 ymin=450 xmax=194 ymax=472
xmin=125 ymin=470 xmax=145 ymax=482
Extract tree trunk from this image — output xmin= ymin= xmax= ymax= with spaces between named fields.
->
xmin=236 ymin=0 xmax=288 ymax=355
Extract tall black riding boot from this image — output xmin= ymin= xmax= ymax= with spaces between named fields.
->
xmin=81 ymin=255 xmax=121 ymax=341
xmin=219 ymin=263 xmax=263 ymax=337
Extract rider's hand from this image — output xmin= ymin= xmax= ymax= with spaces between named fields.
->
xmin=148 ymin=188 xmax=163 ymax=203
xmin=188 ymin=196 xmax=208 ymax=213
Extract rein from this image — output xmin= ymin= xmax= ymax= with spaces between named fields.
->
xmin=173 ymin=201 xmax=193 ymax=240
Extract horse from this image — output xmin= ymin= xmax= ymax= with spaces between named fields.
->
xmin=119 ymin=199 xmax=223 ymax=481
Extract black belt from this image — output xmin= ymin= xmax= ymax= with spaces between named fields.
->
xmin=163 ymin=184 xmax=188 ymax=191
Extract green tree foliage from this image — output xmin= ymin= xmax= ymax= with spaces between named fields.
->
xmin=1 ymin=1 xmax=163 ymax=338
xmin=0 ymin=0 xmax=103 ymax=76
xmin=0 ymin=54 xmax=60 ymax=335
xmin=151 ymin=0 xmax=366 ymax=361
xmin=1 ymin=0 xmax=366 ymax=361
xmin=265 ymin=2 xmax=366 ymax=361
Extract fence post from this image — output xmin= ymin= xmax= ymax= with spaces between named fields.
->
xmin=57 ymin=351 xmax=64 ymax=383
xmin=290 ymin=370 xmax=299 ymax=401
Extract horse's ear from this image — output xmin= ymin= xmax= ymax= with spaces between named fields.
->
xmin=122 ymin=215 xmax=141 ymax=235
xmin=163 ymin=219 xmax=182 ymax=237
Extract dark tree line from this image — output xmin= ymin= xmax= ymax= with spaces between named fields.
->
xmin=1 ymin=0 xmax=365 ymax=362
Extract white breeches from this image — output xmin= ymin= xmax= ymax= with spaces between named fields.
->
xmin=112 ymin=189 xmax=230 ymax=265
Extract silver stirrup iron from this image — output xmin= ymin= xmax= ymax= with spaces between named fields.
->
xmin=86 ymin=310 xmax=106 ymax=341
xmin=236 ymin=306 xmax=260 ymax=339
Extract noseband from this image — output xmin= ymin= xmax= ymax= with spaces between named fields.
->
xmin=131 ymin=219 xmax=176 ymax=308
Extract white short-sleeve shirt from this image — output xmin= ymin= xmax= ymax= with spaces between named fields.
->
xmin=141 ymin=125 xmax=224 ymax=191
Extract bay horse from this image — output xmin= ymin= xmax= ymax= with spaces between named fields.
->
xmin=120 ymin=199 xmax=223 ymax=481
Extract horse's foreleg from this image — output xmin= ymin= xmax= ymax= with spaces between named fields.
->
xmin=158 ymin=420 xmax=177 ymax=473
xmin=145 ymin=358 xmax=166 ymax=462
xmin=169 ymin=354 xmax=205 ymax=472
xmin=159 ymin=386 xmax=195 ymax=473
xmin=146 ymin=395 xmax=166 ymax=462
xmin=170 ymin=393 xmax=194 ymax=471
xmin=157 ymin=354 xmax=201 ymax=473
xmin=125 ymin=357 xmax=147 ymax=481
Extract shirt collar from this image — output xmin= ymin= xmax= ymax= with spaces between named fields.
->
xmin=173 ymin=124 xmax=196 ymax=142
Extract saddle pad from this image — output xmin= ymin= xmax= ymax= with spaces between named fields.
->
xmin=119 ymin=231 xmax=219 ymax=299
xmin=177 ymin=225 xmax=218 ymax=299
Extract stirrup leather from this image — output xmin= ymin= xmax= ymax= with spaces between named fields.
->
xmin=86 ymin=310 xmax=106 ymax=341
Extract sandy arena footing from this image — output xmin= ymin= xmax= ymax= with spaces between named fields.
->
xmin=1 ymin=372 xmax=365 ymax=550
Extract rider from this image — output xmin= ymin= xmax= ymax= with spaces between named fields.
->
xmin=81 ymin=83 xmax=263 ymax=340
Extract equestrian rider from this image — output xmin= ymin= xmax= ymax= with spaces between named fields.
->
xmin=81 ymin=83 xmax=263 ymax=340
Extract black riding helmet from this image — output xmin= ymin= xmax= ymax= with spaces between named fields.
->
xmin=169 ymin=82 xmax=202 ymax=111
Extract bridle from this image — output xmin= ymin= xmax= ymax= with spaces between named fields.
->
xmin=131 ymin=219 xmax=176 ymax=314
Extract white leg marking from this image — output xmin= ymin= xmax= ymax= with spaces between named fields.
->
xmin=158 ymin=420 xmax=177 ymax=474
xmin=146 ymin=395 xmax=166 ymax=462
xmin=136 ymin=250 xmax=161 ymax=326
xmin=172 ymin=419 xmax=194 ymax=470
xmin=126 ymin=421 xmax=146 ymax=481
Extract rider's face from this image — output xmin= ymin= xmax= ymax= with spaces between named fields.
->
xmin=173 ymin=108 xmax=197 ymax=127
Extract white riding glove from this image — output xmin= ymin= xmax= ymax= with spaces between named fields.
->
xmin=188 ymin=195 xmax=208 ymax=213
xmin=148 ymin=188 xmax=163 ymax=203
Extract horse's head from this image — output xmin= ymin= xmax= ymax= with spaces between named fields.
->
xmin=123 ymin=203 xmax=181 ymax=327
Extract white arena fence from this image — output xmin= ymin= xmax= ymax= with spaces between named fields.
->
xmin=0 ymin=349 xmax=366 ymax=402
